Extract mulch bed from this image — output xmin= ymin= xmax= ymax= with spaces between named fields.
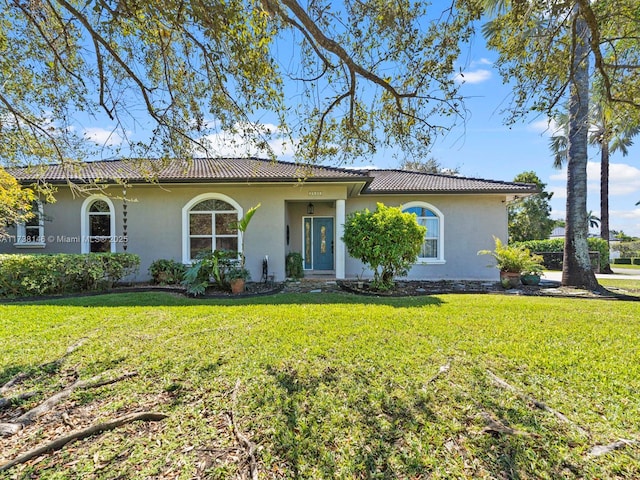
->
xmin=1 ymin=279 xmax=638 ymax=302
xmin=338 ymin=279 xmax=640 ymax=301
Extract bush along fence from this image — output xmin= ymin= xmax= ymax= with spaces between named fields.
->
xmin=0 ymin=253 xmax=140 ymax=298
xmin=513 ymin=238 xmax=609 ymax=272
xmin=613 ymin=258 xmax=640 ymax=265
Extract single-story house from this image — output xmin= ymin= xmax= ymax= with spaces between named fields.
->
xmin=2 ymin=157 xmax=537 ymax=282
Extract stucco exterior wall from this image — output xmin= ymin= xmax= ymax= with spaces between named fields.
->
xmin=1 ymin=183 xmax=508 ymax=282
xmin=0 ymin=182 xmax=351 ymax=282
xmin=343 ymin=195 xmax=508 ymax=281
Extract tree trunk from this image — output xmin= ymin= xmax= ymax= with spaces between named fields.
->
xmin=562 ymin=6 xmax=600 ymax=290
xmin=600 ymin=134 xmax=613 ymax=273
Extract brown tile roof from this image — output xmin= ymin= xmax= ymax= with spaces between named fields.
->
xmin=8 ymin=158 xmax=537 ymax=194
xmin=361 ymin=169 xmax=538 ymax=194
xmin=8 ymin=157 xmax=368 ymax=183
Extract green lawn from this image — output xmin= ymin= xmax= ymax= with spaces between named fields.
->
xmin=1 ymin=292 xmax=639 ymax=479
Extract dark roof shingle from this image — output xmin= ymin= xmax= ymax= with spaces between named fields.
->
xmin=361 ymin=169 xmax=538 ymax=194
xmin=8 ymin=157 xmax=366 ymax=183
xmin=8 ymin=158 xmax=537 ymax=195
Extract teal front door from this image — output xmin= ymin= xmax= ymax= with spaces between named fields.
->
xmin=307 ymin=217 xmax=334 ymax=270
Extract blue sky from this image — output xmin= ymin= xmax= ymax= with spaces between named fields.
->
xmin=429 ymin=57 xmax=640 ymax=238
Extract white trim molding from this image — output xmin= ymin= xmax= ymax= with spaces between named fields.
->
xmin=402 ymin=201 xmax=445 ymax=264
xmin=15 ymin=200 xmax=46 ymax=248
xmin=80 ymin=195 xmax=117 ymax=253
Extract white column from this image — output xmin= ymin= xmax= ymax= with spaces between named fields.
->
xmin=335 ymin=199 xmax=346 ymax=279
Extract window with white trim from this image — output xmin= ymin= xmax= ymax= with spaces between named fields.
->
xmin=15 ymin=200 xmax=45 ymax=247
xmin=402 ymin=202 xmax=444 ymax=263
xmin=186 ymin=197 xmax=240 ymax=261
xmin=81 ymin=195 xmax=116 ymax=253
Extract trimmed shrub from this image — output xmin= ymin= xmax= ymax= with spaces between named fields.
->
xmin=285 ymin=252 xmax=304 ymax=279
xmin=343 ymin=203 xmax=426 ymax=291
xmin=634 ymin=258 xmax=640 ymax=266
xmin=149 ymin=259 xmax=186 ymax=285
xmin=614 ymin=258 xmax=632 ymax=265
xmin=0 ymin=253 xmax=140 ymax=297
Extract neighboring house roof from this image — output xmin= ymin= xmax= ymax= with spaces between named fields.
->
xmin=8 ymin=158 xmax=538 ymax=195
xmin=550 ymin=226 xmax=565 ymax=238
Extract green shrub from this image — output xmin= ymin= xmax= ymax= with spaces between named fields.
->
xmin=343 ymin=203 xmax=426 ymax=291
xmin=515 ymin=237 xmax=609 ymax=271
xmin=181 ymin=250 xmax=237 ymax=296
xmin=286 ymin=252 xmax=304 ymax=279
xmin=478 ymin=236 xmax=544 ymax=274
xmin=149 ymin=259 xmax=186 ymax=285
xmin=0 ymin=253 xmax=140 ymax=297
xmin=612 ymin=240 xmax=640 ymax=258
xmin=614 ymin=258 xmax=632 ymax=265
xmin=634 ymin=258 xmax=640 ymax=266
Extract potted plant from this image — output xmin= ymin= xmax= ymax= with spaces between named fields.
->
xmin=521 ymin=263 xmax=545 ymax=286
xmin=478 ymin=236 xmax=544 ymax=288
xmin=227 ymin=265 xmax=251 ymax=294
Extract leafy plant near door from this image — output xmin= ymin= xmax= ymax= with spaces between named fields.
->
xmin=286 ymin=252 xmax=304 ymax=279
xmin=182 ymin=204 xmax=261 ymax=295
xmin=228 ymin=203 xmax=260 ymax=293
xmin=181 ymin=250 xmax=236 ymax=296
xmin=342 ymin=203 xmax=426 ymax=291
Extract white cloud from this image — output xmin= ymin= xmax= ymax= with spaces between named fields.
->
xmin=587 ymin=162 xmax=640 ymax=196
xmin=528 ymin=117 xmax=561 ymax=136
xmin=473 ymin=58 xmax=493 ymax=67
xmin=453 ymin=69 xmax=491 ymax=84
xmin=550 ymin=185 xmax=567 ymax=199
xmin=195 ymin=122 xmax=296 ymax=159
xmin=84 ymin=127 xmax=123 ymax=147
xmin=612 ymin=208 xmax=640 ymax=220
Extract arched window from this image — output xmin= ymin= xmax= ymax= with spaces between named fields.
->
xmin=182 ymin=194 xmax=242 ymax=263
xmin=81 ymin=195 xmax=116 ymax=253
xmin=402 ymin=202 xmax=445 ymax=263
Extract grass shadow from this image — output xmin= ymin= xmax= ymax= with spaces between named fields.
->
xmin=5 ymin=290 xmax=445 ymax=308
xmin=258 ymin=362 xmax=439 ymax=478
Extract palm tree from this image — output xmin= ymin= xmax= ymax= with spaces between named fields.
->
xmin=550 ymin=103 xmax=639 ymax=273
xmin=587 ymin=211 xmax=600 ymax=229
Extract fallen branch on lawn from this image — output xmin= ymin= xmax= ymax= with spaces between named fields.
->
xmin=479 ymin=411 xmax=538 ymax=437
xmin=486 ymin=370 xmax=590 ymax=438
xmin=0 ymin=371 xmax=138 ymax=436
xmin=225 ymin=379 xmax=258 ymax=480
xmin=0 ymin=392 xmax=37 ymax=410
xmin=426 ymin=360 xmax=451 ymax=386
xmin=588 ymin=439 xmax=639 ymax=457
xmin=0 ymin=339 xmax=87 ymax=395
xmin=0 ymin=411 xmax=168 ymax=473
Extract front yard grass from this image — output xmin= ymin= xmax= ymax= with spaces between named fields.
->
xmin=1 ymin=292 xmax=639 ymax=478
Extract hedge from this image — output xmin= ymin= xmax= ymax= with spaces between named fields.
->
xmin=613 ymin=258 xmax=640 ymax=266
xmin=0 ymin=253 xmax=140 ymax=298
xmin=513 ymin=238 xmax=609 ymax=271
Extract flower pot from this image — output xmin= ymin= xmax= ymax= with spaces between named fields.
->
xmin=521 ymin=274 xmax=541 ymax=286
xmin=230 ymin=278 xmax=245 ymax=294
xmin=500 ymin=271 xmax=521 ymax=289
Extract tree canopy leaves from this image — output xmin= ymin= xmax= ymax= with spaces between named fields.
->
xmin=0 ymin=167 xmax=34 ymax=236
xmin=508 ymin=171 xmax=555 ymax=242
xmin=0 ymin=0 xmax=483 ymax=167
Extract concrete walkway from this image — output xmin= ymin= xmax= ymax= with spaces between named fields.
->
xmin=544 ymin=267 xmax=640 ymax=282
